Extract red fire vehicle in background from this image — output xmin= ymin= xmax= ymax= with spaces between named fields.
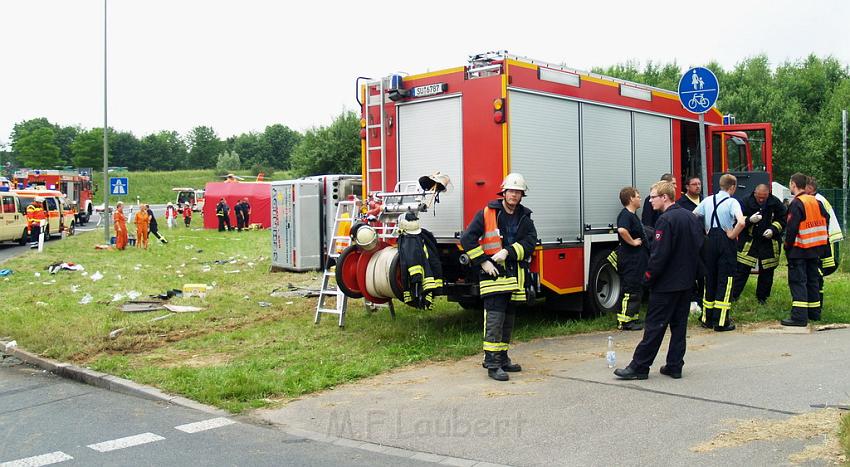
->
xmin=13 ymin=169 xmax=94 ymax=225
xmin=341 ymin=51 xmax=774 ymax=315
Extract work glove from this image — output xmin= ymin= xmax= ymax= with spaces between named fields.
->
xmin=749 ymin=213 xmax=763 ymax=224
xmin=763 ymin=229 xmax=773 ymax=239
xmin=481 ymin=260 xmax=499 ymax=277
xmin=491 ymin=248 xmax=509 ymax=263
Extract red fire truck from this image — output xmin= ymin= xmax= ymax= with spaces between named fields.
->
xmin=349 ymin=52 xmax=774 ymax=314
xmin=13 ymin=169 xmax=94 ymax=225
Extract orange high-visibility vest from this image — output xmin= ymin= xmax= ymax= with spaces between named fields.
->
xmin=792 ymin=195 xmax=828 ymax=249
xmin=479 ymin=207 xmax=503 ymax=255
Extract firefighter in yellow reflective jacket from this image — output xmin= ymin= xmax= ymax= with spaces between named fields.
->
xmin=25 ymin=198 xmax=47 ymax=248
xmin=461 ymin=173 xmax=538 ymax=382
xmin=805 ymin=177 xmax=844 ymax=314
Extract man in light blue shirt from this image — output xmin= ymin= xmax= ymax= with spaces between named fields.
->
xmin=693 ymin=174 xmax=746 ymax=331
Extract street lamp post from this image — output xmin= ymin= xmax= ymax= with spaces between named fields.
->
xmin=103 ymin=0 xmax=110 ymax=243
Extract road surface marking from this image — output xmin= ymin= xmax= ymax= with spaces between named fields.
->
xmin=87 ymin=432 xmax=165 ymax=452
xmin=0 ymin=451 xmax=73 ymax=466
xmin=175 ymin=417 xmax=236 ymax=433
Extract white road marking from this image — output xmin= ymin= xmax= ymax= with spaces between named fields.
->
xmin=0 ymin=451 xmax=73 ymax=467
xmin=175 ymin=417 xmax=236 ymax=433
xmin=86 ymin=432 xmax=165 ymax=452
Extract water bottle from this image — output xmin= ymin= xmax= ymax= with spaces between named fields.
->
xmin=606 ymin=336 xmax=616 ymax=368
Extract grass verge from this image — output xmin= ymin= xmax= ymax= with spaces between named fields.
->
xmin=0 ymin=231 xmax=847 ymax=413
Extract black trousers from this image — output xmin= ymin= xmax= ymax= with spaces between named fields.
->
xmin=789 ymin=257 xmax=821 ymax=322
xmin=482 ymin=294 xmax=516 ymax=369
xmin=701 ymin=230 xmax=736 ymax=327
xmin=617 ymin=249 xmax=646 ymax=324
xmin=731 ymin=263 xmax=776 ymax=302
xmin=235 ymin=212 xmax=245 ymax=231
xmin=29 ymin=225 xmax=41 ymax=244
xmin=218 ymin=215 xmax=231 ymax=231
xmin=628 ymin=289 xmax=690 ymax=374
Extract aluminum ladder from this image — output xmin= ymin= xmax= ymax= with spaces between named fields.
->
xmin=364 ymin=79 xmax=387 ymax=195
xmin=315 ymin=200 xmax=359 ymax=327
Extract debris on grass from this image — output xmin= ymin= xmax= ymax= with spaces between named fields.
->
xmin=79 ymin=294 xmax=93 ymax=304
xmin=258 ymin=301 xmax=271 ymax=307
xmin=90 ymin=271 xmax=103 ymax=281
xmin=0 ymin=269 xmax=13 ymax=277
xmin=163 ymin=304 xmax=203 ymax=313
xmin=121 ymin=302 xmax=167 ymax=313
xmin=815 ymin=323 xmax=850 ymax=331
xmin=47 ymin=262 xmax=85 ymax=274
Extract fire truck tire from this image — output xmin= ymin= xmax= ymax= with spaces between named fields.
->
xmin=335 ymin=246 xmax=364 ymax=299
xmin=457 ymin=298 xmax=483 ymax=311
xmin=585 ymin=248 xmax=621 ymax=316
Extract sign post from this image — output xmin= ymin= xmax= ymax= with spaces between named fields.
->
xmin=678 ymin=67 xmax=720 ymax=198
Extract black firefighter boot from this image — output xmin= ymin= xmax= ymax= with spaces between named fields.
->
xmin=484 ymin=351 xmax=509 ymax=381
xmin=500 ymin=350 xmax=522 ymax=372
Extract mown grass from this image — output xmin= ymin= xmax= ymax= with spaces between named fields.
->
xmin=0 ymin=229 xmax=847 ymax=413
xmin=90 ymin=169 xmax=291 ymax=205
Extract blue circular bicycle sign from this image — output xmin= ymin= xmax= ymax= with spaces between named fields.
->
xmin=678 ymin=67 xmax=719 ymax=114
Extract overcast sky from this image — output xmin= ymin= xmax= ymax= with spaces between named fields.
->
xmin=1 ymin=0 xmax=848 ymax=147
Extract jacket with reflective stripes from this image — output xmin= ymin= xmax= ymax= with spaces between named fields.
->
xmin=736 ymin=192 xmax=786 ymax=266
xmin=785 ymin=194 xmax=829 ymax=259
xmin=461 ymin=199 xmax=537 ymax=299
xmin=814 ymin=193 xmax=845 ymax=243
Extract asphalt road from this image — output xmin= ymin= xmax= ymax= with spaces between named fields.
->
xmin=0 ymin=357 xmax=432 ymax=467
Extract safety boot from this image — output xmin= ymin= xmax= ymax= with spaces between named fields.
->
xmin=499 ymin=351 xmax=522 ymax=372
xmin=483 ymin=350 xmax=509 ymax=381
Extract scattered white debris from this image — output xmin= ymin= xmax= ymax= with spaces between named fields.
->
xmin=90 ymin=271 xmax=104 ymax=281
xmin=5 ymin=340 xmax=17 ymax=351
xmin=70 ymin=285 xmax=80 ymax=293
xmin=224 ymin=270 xmax=241 ymax=274
xmin=126 ymin=290 xmax=141 ymax=300
xmin=79 ymin=294 xmax=93 ymax=304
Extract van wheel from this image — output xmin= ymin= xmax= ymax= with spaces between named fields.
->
xmin=584 ymin=248 xmax=621 ymax=316
xmin=18 ymin=229 xmax=28 ymax=245
xmin=67 ymin=221 xmax=75 ymax=237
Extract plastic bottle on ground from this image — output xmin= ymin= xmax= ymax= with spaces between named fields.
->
xmin=606 ymin=336 xmax=616 ymax=369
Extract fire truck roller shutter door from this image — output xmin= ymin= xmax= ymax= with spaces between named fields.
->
xmin=581 ymin=104 xmax=633 ymax=229
xmin=508 ymin=90 xmax=580 ymax=243
xmin=397 ymin=96 xmax=463 ymax=238
xmin=633 ymin=113 xmax=673 ymax=219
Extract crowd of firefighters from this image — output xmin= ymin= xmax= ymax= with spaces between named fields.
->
xmin=462 ymin=171 xmax=843 ymax=382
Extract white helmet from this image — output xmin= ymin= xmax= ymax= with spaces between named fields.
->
xmin=500 ymin=173 xmax=528 ymax=195
xmin=354 ymin=224 xmax=378 ymax=251
xmin=398 ymin=212 xmax=421 ymax=235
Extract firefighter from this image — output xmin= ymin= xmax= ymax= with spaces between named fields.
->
xmin=113 ymin=201 xmax=128 ymax=250
xmin=614 ymin=180 xmax=704 ymax=380
xmin=730 ymin=184 xmax=786 ymax=304
xmin=615 ymin=187 xmax=647 ymax=331
xmin=25 ymin=197 xmax=47 ymax=248
xmin=134 ymin=204 xmax=150 ymax=249
xmin=641 ymin=173 xmax=676 ymax=228
xmin=805 ymin=177 xmax=843 ymax=314
xmin=782 ymin=173 xmax=830 ymax=326
xmin=216 ymin=198 xmax=231 ymax=232
xmin=165 ymin=202 xmax=177 ymax=229
xmin=693 ymin=174 xmax=745 ymax=332
xmin=675 ymin=176 xmax=704 ymax=314
xmin=460 ymin=173 xmax=537 ymax=382
xmin=234 ymin=199 xmax=246 ymax=231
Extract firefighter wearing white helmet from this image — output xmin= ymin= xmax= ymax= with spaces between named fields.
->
xmin=460 ymin=173 xmax=537 ymax=382
xmin=26 ymin=197 xmax=47 ymax=247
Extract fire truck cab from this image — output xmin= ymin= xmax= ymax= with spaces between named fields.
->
xmin=354 ymin=52 xmax=773 ymax=314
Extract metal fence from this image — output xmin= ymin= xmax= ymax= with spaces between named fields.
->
xmin=819 ymin=188 xmax=847 ymax=234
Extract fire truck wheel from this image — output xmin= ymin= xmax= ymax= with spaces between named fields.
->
xmin=585 ymin=248 xmax=621 ymax=316
xmin=456 ymin=298 xmax=483 ymax=311
xmin=335 ymin=246 xmax=364 ymax=299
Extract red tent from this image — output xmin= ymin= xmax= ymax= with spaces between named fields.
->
xmin=203 ymin=182 xmax=271 ymax=229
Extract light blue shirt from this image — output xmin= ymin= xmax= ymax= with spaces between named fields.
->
xmin=693 ymin=191 xmax=742 ymax=233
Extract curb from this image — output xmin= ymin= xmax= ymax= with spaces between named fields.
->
xmin=0 ymin=340 xmax=227 ymax=417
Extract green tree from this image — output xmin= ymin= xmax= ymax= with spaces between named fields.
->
xmin=110 ymin=131 xmax=142 ymax=170
xmin=187 ymin=126 xmax=223 ymax=169
xmin=139 ymin=131 xmax=188 ymax=170
xmin=231 ymin=132 xmax=271 ymax=170
xmin=290 ymin=110 xmax=360 ymax=176
xmin=70 ymin=128 xmax=104 ymax=168
xmin=55 ymin=125 xmax=80 ymax=166
xmin=215 ymin=150 xmax=241 ymax=174
xmin=16 ymin=127 xmax=61 ymax=168
xmin=263 ymin=124 xmax=301 ymax=170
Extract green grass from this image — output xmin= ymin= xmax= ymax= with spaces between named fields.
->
xmin=0 ymin=230 xmax=847 ymax=413
xmin=841 ymin=412 xmax=850 ymax=463
xmin=90 ymin=169 xmax=292 ymax=205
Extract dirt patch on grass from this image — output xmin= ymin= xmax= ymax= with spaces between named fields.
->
xmin=156 ymin=351 xmax=234 ymax=368
xmin=691 ymin=409 xmax=847 ymax=464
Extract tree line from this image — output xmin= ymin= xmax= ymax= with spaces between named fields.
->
xmin=2 ymin=111 xmax=361 ymax=178
xmin=2 ymin=54 xmax=848 ymax=187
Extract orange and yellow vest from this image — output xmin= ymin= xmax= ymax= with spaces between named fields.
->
xmin=792 ymin=195 xmax=828 ymax=249
xmin=478 ymin=207 xmax=502 ymax=255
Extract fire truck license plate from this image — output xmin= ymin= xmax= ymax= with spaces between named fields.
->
xmin=412 ymin=83 xmax=446 ymax=97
